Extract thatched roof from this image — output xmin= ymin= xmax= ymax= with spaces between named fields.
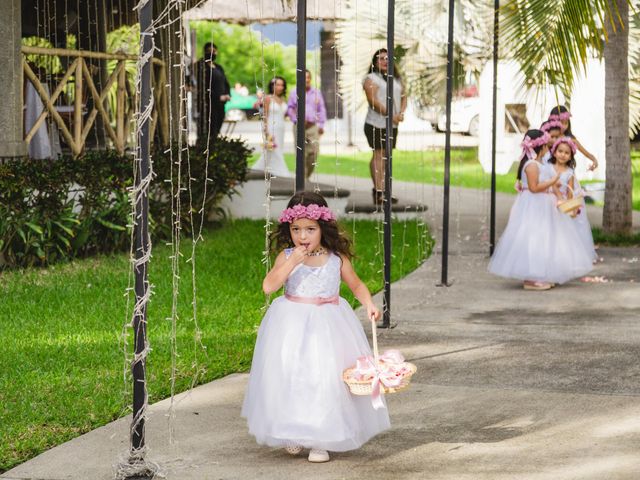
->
xmin=183 ymin=0 xmax=346 ymax=24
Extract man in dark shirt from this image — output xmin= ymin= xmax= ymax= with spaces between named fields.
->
xmin=193 ymin=42 xmax=231 ymax=140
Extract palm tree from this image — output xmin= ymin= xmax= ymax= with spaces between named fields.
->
xmin=501 ymin=0 xmax=633 ymax=234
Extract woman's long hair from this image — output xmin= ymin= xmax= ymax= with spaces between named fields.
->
xmin=368 ymin=48 xmax=403 ymax=85
xmin=267 ymin=76 xmax=287 ymax=97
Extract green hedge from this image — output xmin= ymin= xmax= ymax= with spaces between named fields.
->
xmin=0 ymin=138 xmax=252 ymax=269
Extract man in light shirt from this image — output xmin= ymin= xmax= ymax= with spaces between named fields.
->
xmin=287 ymin=70 xmax=327 ymax=179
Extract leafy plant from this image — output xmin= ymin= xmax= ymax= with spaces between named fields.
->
xmin=0 ymin=137 xmax=252 ymax=269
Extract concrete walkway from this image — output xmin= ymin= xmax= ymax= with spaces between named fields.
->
xmin=3 ymin=178 xmax=640 ymax=480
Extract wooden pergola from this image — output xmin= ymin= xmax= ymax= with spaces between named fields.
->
xmin=1 ymin=0 xmax=207 ymax=159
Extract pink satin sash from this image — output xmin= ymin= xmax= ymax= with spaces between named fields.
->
xmin=284 ymin=293 xmax=339 ymax=305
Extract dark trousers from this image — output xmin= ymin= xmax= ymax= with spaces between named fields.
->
xmin=209 ymin=103 xmax=226 ymax=138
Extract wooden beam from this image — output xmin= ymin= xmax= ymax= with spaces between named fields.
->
xmin=24 ymin=57 xmax=79 ymax=143
xmin=80 ymin=60 xmax=119 ymax=147
xmin=23 ymin=60 xmax=77 ymax=153
xmin=74 ymin=58 xmax=83 ymax=152
xmin=22 ymin=45 xmax=164 ymax=65
xmin=116 ymin=60 xmax=126 ymax=154
xmin=79 ymin=63 xmax=123 ymax=148
xmin=157 ymin=64 xmax=170 ymax=147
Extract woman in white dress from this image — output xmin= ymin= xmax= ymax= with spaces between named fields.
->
xmin=252 ymin=76 xmax=293 ymax=177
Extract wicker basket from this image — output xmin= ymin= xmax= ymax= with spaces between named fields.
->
xmin=343 ymin=316 xmax=417 ymax=396
xmin=557 ymin=184 xmax=582 ymax=215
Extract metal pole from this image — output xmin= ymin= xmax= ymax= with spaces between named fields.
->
xmin=295 ymin=0 xmax=307 ymax=192
xmin=382 ymin=0 xmax=395 ymax=328
xmin=440 ymin=0 xmax=455 ymax=287
xmin=132 ymin=0 xmax=153 ymax=454
xmin=489 ymin=0 xmax=499 ymax=256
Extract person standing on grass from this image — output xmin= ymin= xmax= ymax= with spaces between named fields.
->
xmin=363 ymin=48 xmax=407 ymax=206
xmin=192 ymin=42 xmax=231 ymax=141
xmin=287 ymin=70 xmax=327 ymax=179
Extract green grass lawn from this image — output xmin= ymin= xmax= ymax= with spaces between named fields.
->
xmin=0 ymin=218 xmax=433 ymax=472
xmin=251 ymin=149 xmax=640 ymax=211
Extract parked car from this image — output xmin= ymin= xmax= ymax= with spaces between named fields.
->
xmin=224 ymin=90 xmax=259 ymax=121
xmin=437 ymin=97 xmax=480 ymax=136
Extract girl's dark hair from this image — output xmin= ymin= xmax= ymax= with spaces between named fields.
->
xmin=549 ymin=105 xmax=573 ymax=137
xmin=268 ymin=76 xmax=287 ymax=96
xmin=270 ymin=191 xmax=354 ymax=259
xmin=516 ymin=129 xmax=547 ymax=181
xmin=548 ymin=139 xmax=577 ymax=169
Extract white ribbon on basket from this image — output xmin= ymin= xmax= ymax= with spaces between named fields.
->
xmin=353 ymin=349 xmax=408 ymax=410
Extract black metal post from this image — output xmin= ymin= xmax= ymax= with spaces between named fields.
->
xmin=132 ymin=0 xmax=153 ymax=454
xmin=440 ymin=0 xmax=455 ymax=287
xmin=295 ymin=0 xmax=307 ymax=192
xmin=382 ymin=0 xmax=395 ymax=328
xmin=489 ymin=0 xmax=499 ymax=256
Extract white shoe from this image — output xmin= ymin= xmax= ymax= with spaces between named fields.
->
xmin=284 ymin=443 xmax=303 ymax=455
xmin=308 ymin=449 xmax=330 ymax=463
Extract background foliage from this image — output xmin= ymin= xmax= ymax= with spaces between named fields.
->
xmin=0 ymin=138 xmax=251 ymax=269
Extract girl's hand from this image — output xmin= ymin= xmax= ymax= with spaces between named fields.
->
xmin=367 ymin=304 xmax=381 ymax=322
xmin=289 ymin=246 xmax=307 ymax=265
xmin=589 ymin=159 xmax=599 ymax=171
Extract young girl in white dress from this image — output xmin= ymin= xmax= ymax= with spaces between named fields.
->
xmin=547 ymin=137 xmax=598 ymax=262
xmin=252 ymin=76 xmax=293 ymax=177
xmin=489 ymin=129 xmax=592 ymax=289
xmin=548 ymin=105 xmax=599 ymax=172
xmin=540 ymin=120 xmax=563 ymax=164
xmin=242 ymin=191 xmax=390 ymax=463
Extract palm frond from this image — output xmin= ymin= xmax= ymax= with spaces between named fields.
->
xmin=500 ymin=0 xmax=624 ymax=97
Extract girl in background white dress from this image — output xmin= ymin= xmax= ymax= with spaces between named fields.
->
xmin=242 ymin=192 xmax=390 ymax=463
xmin=548 ymin=105 xmax=599 ymax=172
xmin=489 ymin=130 xmax=561 ymax=290
xmin=540 ymin=119 xmax=563 ymax=165
xmin=252 ymin=76 xmax=293 ymax=177
xmin=547 ymin=137 xmax=598 ymax=262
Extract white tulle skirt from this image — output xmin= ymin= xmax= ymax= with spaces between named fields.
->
xmin=241 ymin=296 xmax=390 ymax=452
xmin=489 ymin=190 xmax=593 ymax=284
xmin=574 ymin=200 xmax=598 ymax=262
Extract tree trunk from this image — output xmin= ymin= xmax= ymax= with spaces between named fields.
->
xmin=603 ymin=0 xmax=632 ymax=234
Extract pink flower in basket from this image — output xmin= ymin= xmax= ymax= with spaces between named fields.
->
xmin=348 ymin=349 xmax=414 ymax=409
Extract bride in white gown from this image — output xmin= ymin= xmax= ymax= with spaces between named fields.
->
xmin=252 ymin=76 xmax=293 ymax=177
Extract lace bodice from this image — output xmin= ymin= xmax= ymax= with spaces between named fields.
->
xmin=557 ymin=168 xmax=575 ymax=197
xmin=283 ymin=250 xmax=342 ymax=298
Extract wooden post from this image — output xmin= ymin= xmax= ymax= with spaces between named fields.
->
xmin=74 ymin=58 xmax=84 ymax=155
xmin=117 ymin=60 xmax=126 ymax=154
xmin=158 ymin=64 xmax=170 ymax=147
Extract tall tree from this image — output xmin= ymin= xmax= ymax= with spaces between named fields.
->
xmin=603 ymin=0 xmax=632 ymax=233
xmin=502 ymin=0 xmax=633 ymax=234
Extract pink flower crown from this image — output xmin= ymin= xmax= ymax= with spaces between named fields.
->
xmin=549 ymin=111 xmax=571 ymax=121
xmin=541 ymin=119 xmax=563 ymax=132
xmin=551 ymin=136 xmax=577 ymax=155
xmin=278 ymin=203 xmax=336 ymax=223
xmin=521 ymin=132 xmax=550 ymax=160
